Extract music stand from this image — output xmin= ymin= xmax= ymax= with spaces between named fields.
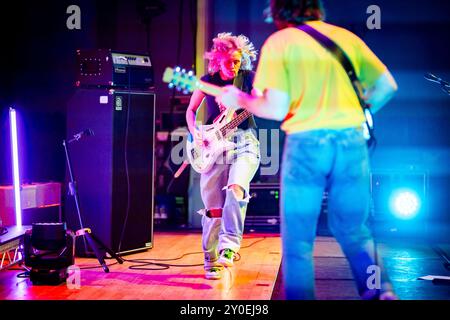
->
xmin=63 ymin=131 xmax=123 ymax=273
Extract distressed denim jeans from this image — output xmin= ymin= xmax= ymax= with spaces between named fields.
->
xmin=199 ymin=129 xmax=260 ymax=269
xmin=280 ymin=127 xmax=391 ymax=299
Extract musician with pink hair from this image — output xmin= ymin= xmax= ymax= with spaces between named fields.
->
xmin=185 ymin=32 xmax=261 ymax=280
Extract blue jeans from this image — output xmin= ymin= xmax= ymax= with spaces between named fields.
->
xmin=281 ymin=127 xmax=389 ymax=299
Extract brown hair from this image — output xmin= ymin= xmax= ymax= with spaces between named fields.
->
xmin=270 ymin=0 xmax=325 ymax=25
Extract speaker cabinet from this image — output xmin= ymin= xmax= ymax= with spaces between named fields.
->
xmin=246 ymin=183 xmax=280 ymax=230
xmin=66 ymin=89 xmax=155 ymax=254
xmin=246 ymin=183 xmax=329 ymax=234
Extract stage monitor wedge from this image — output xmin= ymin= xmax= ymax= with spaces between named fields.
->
xmin=66 ymin=89 xmax=155 ymax=255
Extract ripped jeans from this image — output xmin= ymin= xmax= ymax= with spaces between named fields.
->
xmin=199 ymin=129 xmax=260 ymax=269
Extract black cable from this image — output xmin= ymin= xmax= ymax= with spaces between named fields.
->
xmin=13 ymin=238 xmax=267 ymax=274
xmin=233 ymin=237 xmax=267 ymax=262
xmin=240 ymin=237 xmax=266 ymax=249
xmin=117 ymin=61 xmax=133 ymax=254
xmin=123 ymin=250 xmax=203 ymax=262
xmin=126 ymin=261 xmax=204 ymax=268
xmin=368 ymin=185 xmax=380 ymax=280
xmin=122 ymin=237 xmax=267 ymax=271
xmin=368 ymin=136 xmax=377 ymax=156
xmin=373 ymin=234 xmax=379 ymax=287
xmin=122 ymin=251 xmax=204 ymax=269
xmin=78 ymin=261 xmax=119 ymax=270
xmin=129 ymin=264 xmax=170 ymax=271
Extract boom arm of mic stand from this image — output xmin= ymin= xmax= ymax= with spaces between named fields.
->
xmin=442 ymin=84 xmax=450 ymax=95
xmin=67 ymin=135 xmax=81 ymax=144
xmin=425 ymin=73 xmax=450 ymax=95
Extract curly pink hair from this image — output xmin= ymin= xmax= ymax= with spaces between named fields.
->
xmin=204 ymin=32 xmax=258 ymax=74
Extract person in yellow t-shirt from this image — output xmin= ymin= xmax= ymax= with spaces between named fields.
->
xmin=217 ymin=0 xmax=398 ymax=300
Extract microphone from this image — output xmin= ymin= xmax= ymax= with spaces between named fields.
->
xmin=70 ymin=128 xmax=94 ymax=143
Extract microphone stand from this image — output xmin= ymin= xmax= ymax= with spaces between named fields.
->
xmin=63 ymin=136 xmax=123 ymax=273
xmin=425 ymin=73 xmax=450 ymax=95
xmin=423 ymin=73 xmax=450 ymax=279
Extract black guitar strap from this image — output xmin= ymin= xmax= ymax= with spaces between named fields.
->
xmin=233 ymin=71 xmax=244 ymax=91
xmin=233 ymin=71 xmax=256 ymax=128
xmin=298 ymin=23 xmax=376 ymax=150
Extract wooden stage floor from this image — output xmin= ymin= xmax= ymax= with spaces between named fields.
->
xmin=0 ymin=232 xmax=283 ymax=300
xmin=2 ymin=231 xmax=448 ymax=300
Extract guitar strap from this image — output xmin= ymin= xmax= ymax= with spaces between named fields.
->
xmin=233 ymin=71 xmax=244 ymax=91
xmin=216 ymin=73 xmax=243 ymax=115
xmin=233 ymin=71 xmax=257 ymax=128
xmin=297 ymin=23 xmax=376 ymax=150
xmin=221 ymin=72 xmax=244 ymax=121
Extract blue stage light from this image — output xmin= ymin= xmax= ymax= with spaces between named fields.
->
xmin=389 ymin=189 xmax=421 ymax=220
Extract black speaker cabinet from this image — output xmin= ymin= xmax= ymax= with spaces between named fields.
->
xmin=246 ymin=183 xmax=329 ymax=234
xmin=246 ymin=183 xmax=280 ymax=230
xmin=66 ymin=89 xmax=155 ymax=255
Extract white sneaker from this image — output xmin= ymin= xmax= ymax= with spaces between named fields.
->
xmin=205 ymin=267 xmax=222 ymax=280
xmin=217 ymin=249 xmax=235 ymax=267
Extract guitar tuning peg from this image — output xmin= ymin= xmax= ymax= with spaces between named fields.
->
xmin=176 ymin=86 xmax=182 ymax=91
xmin=175 ymin=66 xmax=181 ymax=73
xmin=181 ymin=68 xmax=186 ymax=73
xmin=182 ymin=89 xmax=189 ymax=95
xmin=168 ymin=83 xmax=174 ymax=89
xmin=188 ymin=70 xmax=194 ymax=76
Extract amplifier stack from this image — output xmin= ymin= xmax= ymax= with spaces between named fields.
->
xmin=65 ymin=49 xmax=156 ymax=255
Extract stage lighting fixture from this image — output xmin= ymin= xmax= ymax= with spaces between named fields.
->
xmin=23 ymin=223 xmax=75 ymax=285
xmin=389 ymin=189 xmax=421 ymax=220
xmin=9 ymin=107 xmax=22 ymax=227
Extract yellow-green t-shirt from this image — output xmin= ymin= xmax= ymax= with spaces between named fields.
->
xmin=253 ymin=21 xmax=387 ymax=135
